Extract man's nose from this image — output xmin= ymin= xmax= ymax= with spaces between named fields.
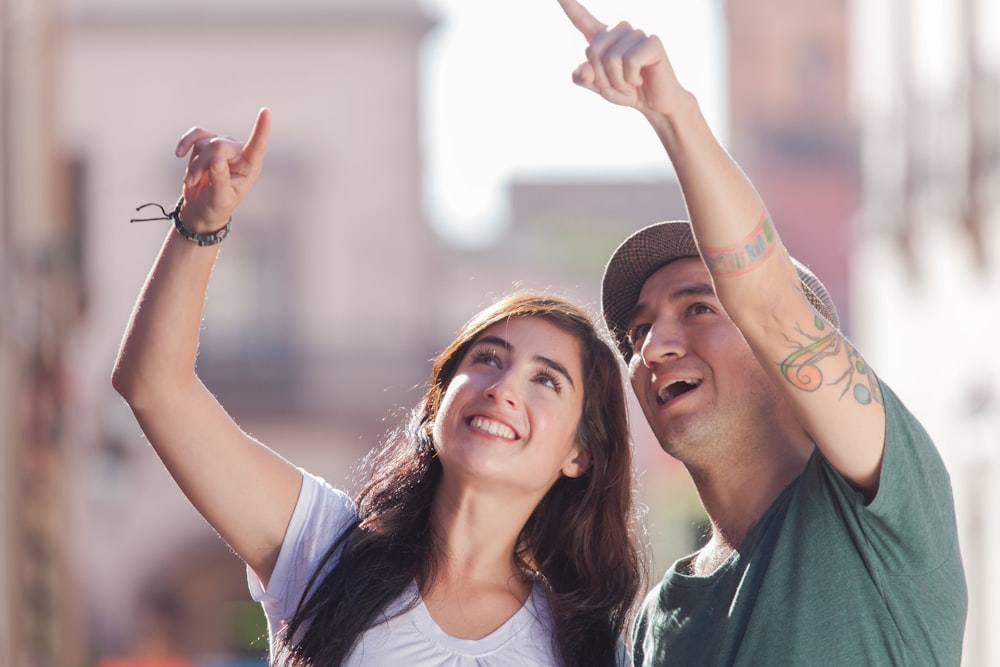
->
xmin=639 ymin=319 xmax=686 ymax=368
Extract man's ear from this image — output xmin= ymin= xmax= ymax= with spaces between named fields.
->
xmin=561 ymin=443 xmax=592 ymax=479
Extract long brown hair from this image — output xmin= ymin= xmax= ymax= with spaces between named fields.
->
xmin=281 ymin=293 xmax=646 ymax=665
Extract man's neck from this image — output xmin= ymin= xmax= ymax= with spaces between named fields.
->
xmin=687 ymin=442 xmax=813 ymax=571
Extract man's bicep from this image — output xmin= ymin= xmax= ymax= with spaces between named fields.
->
xmin=763 ymin=311 xmax=887 ymax=497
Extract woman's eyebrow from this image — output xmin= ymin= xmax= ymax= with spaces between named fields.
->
xmin=476 ymin=335 xmax=512 ymax=352
xmin=476 ymin=335 xmax=577 ymax=390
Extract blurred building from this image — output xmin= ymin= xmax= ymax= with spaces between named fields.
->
xmin=725 ymin=0 xmax=858 ymax=330
xmin=2 ymin=0 xmax=87 ymax=664
xmin=852 ymin=0 xmax=1000 ymax=664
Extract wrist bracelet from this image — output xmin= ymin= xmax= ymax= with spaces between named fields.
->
xmin=130 ymin=196 xmax=231 ymax=247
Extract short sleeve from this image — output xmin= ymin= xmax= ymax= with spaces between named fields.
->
xmin=247 ymin=469 xmax=356 ymax=622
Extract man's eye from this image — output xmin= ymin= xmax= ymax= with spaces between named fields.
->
xmin=629 ymin=323 xmax=651 ymax=349
xmin=688 ymin=303 xmax=714 ymax=316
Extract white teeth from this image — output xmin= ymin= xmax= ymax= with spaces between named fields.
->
xmin=470 ymin=416 xmax=517 ymax=440
xmin=657 ymin=379 xmax=701 ymax=402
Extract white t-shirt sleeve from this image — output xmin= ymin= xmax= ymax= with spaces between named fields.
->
xmin=247 ymin=468 xmax=356 ymax=637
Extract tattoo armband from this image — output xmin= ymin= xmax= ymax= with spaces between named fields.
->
xmin=702 ymin=215 xmax=778 ymax=277
xmin=779 ymin=315 xmax=884 ymax=408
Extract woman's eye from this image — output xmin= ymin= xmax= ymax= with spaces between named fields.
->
xmin=470 ymin=348 xmax=500 ymax=367
xmin=535 ymin=371 xmax=562 ymax=392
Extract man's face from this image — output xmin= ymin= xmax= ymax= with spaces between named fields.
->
xmin=625 ymin=258 xmax=784 ymax=464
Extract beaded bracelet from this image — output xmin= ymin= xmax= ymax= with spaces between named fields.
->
xmin=130 ymin=196 xmax=231 ymax=247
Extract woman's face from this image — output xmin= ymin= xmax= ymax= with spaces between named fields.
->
xmin=432 ymin=316 xmax=589 ymax=496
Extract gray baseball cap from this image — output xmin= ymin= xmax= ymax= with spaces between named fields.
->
xmin=601 ymin=220 xmax=840 ymax=361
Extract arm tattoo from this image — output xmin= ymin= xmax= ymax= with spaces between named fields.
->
xmin=702 ymin=215 xmax=778 ymax=277
xmin=779 ymin=315 xmax=884 ymax=408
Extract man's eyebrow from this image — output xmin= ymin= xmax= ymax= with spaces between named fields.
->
xmin=628 ymin=282 xmax=718 ymax=326
xmin=475 ymin=335 xmax=577 ymax=390
xmin=672 ymin=283 xmax=717 ymax=300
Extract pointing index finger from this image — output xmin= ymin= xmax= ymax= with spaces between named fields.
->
xmin=241 ymin=107 xmax=271 ymax=165
xmin=556 ymin=0 xmax=607 ymax=42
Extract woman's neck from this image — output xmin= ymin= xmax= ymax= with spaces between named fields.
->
xmin=421 ymin=481 xmax=535 ymax=638
xmin=428 ymin=478 xmax=534 ymax=582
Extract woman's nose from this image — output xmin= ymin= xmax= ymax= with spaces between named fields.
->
xmin=483 ymin=372 xmax=518 ymax=406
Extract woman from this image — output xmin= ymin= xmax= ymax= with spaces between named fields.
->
xmin=113 ymin=108 xmax=645 ymax=666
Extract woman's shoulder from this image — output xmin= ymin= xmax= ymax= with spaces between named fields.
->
xmin=299 ymin=468 xmax=354 ymax=509
xmin=255 ymin=469 xmax=357 ymax=601
xmin=294 ymin=468 xmax=358 ymax=544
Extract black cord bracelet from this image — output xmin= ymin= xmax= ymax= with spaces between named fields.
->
xmin=130 ymin=196 xmax=231 ymax=247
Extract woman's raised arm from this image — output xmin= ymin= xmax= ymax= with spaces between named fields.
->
xmin=112 ymin=108 xmax=302 ymax=586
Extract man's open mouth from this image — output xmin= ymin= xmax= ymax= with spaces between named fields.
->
xmin=657 ymin=379 xmax=701 ymax=405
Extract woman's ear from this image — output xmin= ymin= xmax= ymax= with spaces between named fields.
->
xmin=561 ymin=443 xmax=592 ymax=479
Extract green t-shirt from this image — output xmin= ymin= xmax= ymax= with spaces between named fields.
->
xmin=632 ymin=382 xmax=967 ymax=666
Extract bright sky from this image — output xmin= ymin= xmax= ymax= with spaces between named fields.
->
xmin=420 ymin=0 xmax=727 ymax=247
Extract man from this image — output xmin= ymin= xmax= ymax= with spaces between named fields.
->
xmin=557 ymin=1 xmax=968 ymax=664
